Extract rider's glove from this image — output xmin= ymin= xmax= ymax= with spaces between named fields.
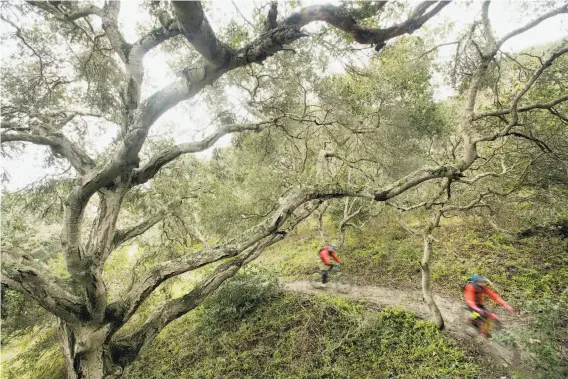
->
xmin=503 ymin=304 xmax=514 ymax=313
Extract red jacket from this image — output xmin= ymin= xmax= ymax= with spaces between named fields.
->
xmin=464 ymin=282 xmax=506 ymax=311
xmin=319 ymin=246 xmax=340 ymax=265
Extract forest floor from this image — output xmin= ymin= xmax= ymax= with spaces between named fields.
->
xmin=285 ymin=279 xmax=530 ymax=376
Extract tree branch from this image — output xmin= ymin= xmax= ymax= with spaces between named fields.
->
xmin=282 ymin=1 xmax=449 ymax=47
xmin=475 ymin=45 xmax=568 ymax=143
xmin=106 ymin=158 xmax=462 ymax=338
xmin=495 ymin=3 xmax=568 ymax=52
xmin=395 ymin=212 xmax=420 ymax=235
xmin=473 ymin=94 xmax=568 ymax=120
xmin=135 ymin=22 xmax=182 ymax=52
xmin=441 ymin=191 xmax=492 ymax=214
xmin=1 ymin=14 xmax=47 ymax=84
xmin=480 ymin=1 xmax=496 ymax=54
xmin=100 ymin=1 xmax=129 ymax=62
xmin=110 ymin=201 xmax=320 ymax=364
xmin=112 ymin=198 xmax=185 ymax=248
xmin=1 ymin=257 xmax=87 ymax=325
xmin=132 ymin=119 xmax=276 ymax=185
xmin=111 ymin=239 xmax=273 ymax=365
xmin=27 ymin=1 xmax=102 ymax=21
xmin=1 ymin=130 xmax=96 ymax=175
xmin=172 ymin=1 xmax=233 ymax=65
xmin=410 ymin=41 xmax=459 ymax=62
xmin=506 ymin=132 xmax=553 ymax=153
xmin=483 ymin=214 xmax=515 ymax=239
xmin=231 ymin=0 xmax=256 ymax=30
xmin=135 ymin=1 xmax=448 ymax=141
xmin=122 ymin=21 xmax=182 ymax=112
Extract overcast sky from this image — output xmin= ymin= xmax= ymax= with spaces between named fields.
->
xmin=1 ymin=1 xmax=567 ymax=192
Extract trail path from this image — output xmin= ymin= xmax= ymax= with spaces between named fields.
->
xmin=285 ymin=280 xmax=525 ymax=372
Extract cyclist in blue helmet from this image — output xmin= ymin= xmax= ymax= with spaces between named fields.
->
xmin=464 ymin=274 xmax=514 ymax=336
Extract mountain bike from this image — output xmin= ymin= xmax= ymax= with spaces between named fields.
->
xmin=309 ymin=264 xmax=352 ymax=294
xmin=465 ymin=307 xmax=503 ymax=338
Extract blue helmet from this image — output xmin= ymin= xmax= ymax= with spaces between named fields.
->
xmin=329 ymin=245 xmax=337 ymax=252
xmin=470 ymin=274 xmax=488 ymax=284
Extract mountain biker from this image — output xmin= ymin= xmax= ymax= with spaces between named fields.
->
xmin=464 ymin=274 xmax=514 ymax=336
xmin=318 ymin=244 xmax=341 ymax=287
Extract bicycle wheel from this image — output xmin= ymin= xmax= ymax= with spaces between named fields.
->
xmin=309 ymin=269 xmax=326 ymax=289
xmin=333 ymin=271 xmax=353 ymax=294
xmin=480 ymin=318 xmax=503 ymax=338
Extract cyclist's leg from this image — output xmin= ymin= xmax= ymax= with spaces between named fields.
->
xmin=474 ymin=306 xmax=492 ymax=335
xmin=467 ymin=305 xmax=486 ymax=329
xmin=318 ymin=261 xmax=331 ymax=284
xmin=324 ymin=264 xmax=335 ymax=283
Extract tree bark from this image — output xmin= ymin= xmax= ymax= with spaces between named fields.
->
xmin=57 ymin=320 xmax=115 ymax=379
xmin=337 ymin=222 xmax=347 ymax=249
xmin=421 ymin=233 xmax=444 ymax=329
xmin=421 ymin=212 xmax=444 ymax=329
xmin=317 ymin=201 xmax=329 ymax=245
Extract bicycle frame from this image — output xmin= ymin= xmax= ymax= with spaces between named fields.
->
xmin=469 ymin=309 xmax=501 ymax=337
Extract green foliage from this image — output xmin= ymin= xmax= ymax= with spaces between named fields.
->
xmin=1 ymin=327 xmax=64 ymax=379
xmin=2 ymin=1 xmax=567 ymax=377
xmin=256 ymin=226 xmax=323 ymax=279
xmin=223 ymin=20 xmax=249 ymax=49
xmin=329 ymin=216 xmax=423 ymax=288
xmin=496 ymin=291 xmax=568 ymax=378
xmin=282 ymin=214 xmax=568 ymax=303
xmin=201 ymin=267 xmax=280 ymax=330
xmin=1 ymin=286 xmax=54 ymax=344
xmin=430 ymin=220 xmax=568 ymax=303
xmin=125 ymin=291 xmax=486 ymax=379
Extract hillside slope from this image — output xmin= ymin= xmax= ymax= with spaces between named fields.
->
xmin=124 ymin=279 xmax=500 ymax=379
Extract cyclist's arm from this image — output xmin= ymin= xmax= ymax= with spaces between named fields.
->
xmin=484 ymin=287 xmax=514 ymax=311
xmin=484 ymin=287 xmax=506 ymax=306
xmin=331 ymin=252 xmax=341 ymax=264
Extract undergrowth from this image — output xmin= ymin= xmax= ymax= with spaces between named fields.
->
xmin=125 ymin=270 xmax=491 ymax=379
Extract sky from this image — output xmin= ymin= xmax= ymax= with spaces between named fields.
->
xmin=1 ymin=0 xmax=567 ymax=192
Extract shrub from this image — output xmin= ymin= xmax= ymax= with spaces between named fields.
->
xmin=201 ymin=267 xmax=281 ymax=330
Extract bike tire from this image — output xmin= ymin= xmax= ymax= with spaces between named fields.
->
xmin=309 ymin=269 xmax=325 ymax=289
xmin=333 ymin=272 xmax=353 ymax=294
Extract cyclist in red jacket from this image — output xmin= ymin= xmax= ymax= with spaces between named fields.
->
xmin=318 ymin=245 xmax=341 ymax=286
xmin=464 ymin=274 xmax=514 ymax=335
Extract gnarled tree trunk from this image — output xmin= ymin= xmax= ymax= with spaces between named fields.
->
xmin=421 ymin=232 xmax=444 ymax=329
xmin=57 ymin=320 xmax=118 ymax=379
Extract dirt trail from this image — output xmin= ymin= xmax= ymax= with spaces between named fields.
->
xmin=284 ymin=280 xmax=525 ymax=371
